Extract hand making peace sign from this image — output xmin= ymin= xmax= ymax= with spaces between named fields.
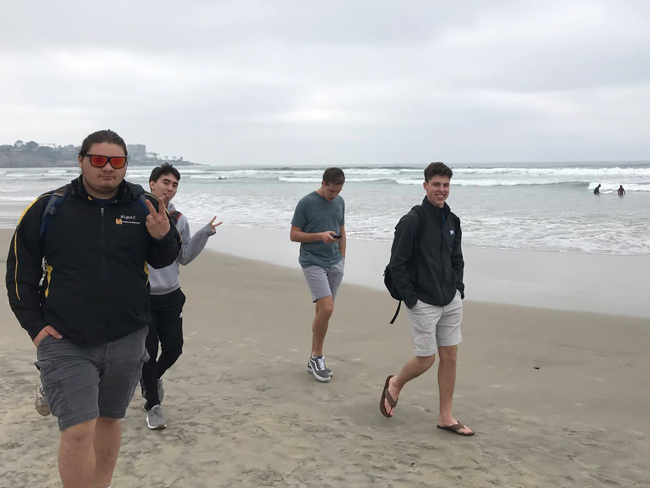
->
xmin=144 ymin=196 xmax=171 ymax=240
xmin=208 ymin=216 xmax=223 ymax=234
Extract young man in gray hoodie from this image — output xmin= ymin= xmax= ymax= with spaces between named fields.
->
xmin=142 ymin=164 xmax=222 ymax=430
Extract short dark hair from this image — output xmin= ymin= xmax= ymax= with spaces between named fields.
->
xmin=424 ymin=162 xmax=453 ymax=182
xmin=322 ymin=167 xmax=345 ymax=185
xmin=79 ymin=130 xmax=127 ymax=158
xmin=149 ymin=163 xmax=181 ymax=183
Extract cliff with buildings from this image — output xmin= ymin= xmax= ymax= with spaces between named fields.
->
xmin=0 ymin=141 xmax=199 ymax=168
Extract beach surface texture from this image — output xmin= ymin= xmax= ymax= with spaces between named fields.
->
xmin=1 ymin=226 xmax=648 ymax=487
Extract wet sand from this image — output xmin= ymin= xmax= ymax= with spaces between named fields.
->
xmin=0 ymin=228 xmax=648 ymax=487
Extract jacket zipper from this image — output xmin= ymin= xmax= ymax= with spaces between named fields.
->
xmin=100 ymin=206 xmax=106 ymax=341
xmin=439 ymin=217 xmax=446 ymax=303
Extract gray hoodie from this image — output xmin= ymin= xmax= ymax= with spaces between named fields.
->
xmin=148 ymin=202 xmax=216 ymax=295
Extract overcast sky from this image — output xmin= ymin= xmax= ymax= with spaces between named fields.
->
xmin=2 ymin=1 xmax=649 ymax=165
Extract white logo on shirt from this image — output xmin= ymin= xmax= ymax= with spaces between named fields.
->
xmin=450 ymin=230 xmax=455 ymax=235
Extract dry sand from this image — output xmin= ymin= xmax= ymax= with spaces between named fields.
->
xmin=0 ymin=228 xmax=649 ymax=487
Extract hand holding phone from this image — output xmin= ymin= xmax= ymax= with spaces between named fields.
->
xmin=332 ymin=234 xmax=342 ymax=239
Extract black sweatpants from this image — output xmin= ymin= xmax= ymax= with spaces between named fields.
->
xmin=142 ymin=288 xmax=186 ymax=410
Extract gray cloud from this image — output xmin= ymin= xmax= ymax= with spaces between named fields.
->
xmin=1 ymin=0 xmax=649 ymax=164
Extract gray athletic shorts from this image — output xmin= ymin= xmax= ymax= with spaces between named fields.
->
xmin=36 ymin=327 xmax=148 ymax=431
xmin=302 ymin=259 xmax=345 ymax=302
xmin=407 ymin=290 xmax=463 ymax=357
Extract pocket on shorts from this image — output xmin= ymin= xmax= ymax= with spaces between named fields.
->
xmin=35 ymin=359 xmax=72 ymax=416
xmin=126 ymin=348 xmax=149 ymax=406
xmin=36 ymin=334 xmax=54 ymax=349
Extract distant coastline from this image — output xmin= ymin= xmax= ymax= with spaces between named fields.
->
xmin=0 ymin=140 xmax=200 ymax=168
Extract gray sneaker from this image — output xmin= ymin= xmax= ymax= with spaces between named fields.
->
xmin=146 ymin=404 xmax=167 ymax=430
xmin=308 ymin=356 xmax=331 ymax=382
xmin=307 ymin=359 xmax=332 ymax=378
xmin=35 ymin=383 xmax=51 ymax=416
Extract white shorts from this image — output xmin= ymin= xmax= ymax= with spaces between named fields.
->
xmin=407 ymin=290 xmax=463 ymax=357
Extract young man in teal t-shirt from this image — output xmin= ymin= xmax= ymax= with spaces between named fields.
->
xmin=290 ymin=168 xmax=346 ymax=382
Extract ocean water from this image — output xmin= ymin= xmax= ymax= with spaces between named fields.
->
xmin=1 ymin=162 xmax=648 ymax=255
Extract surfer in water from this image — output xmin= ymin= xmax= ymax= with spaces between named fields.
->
xmin=593 ymin=184 xmax=601 ymax=195
xmin=618 ymin=185 xmax=625 ymax=196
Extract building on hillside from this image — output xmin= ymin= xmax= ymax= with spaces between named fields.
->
xmin=127 ymin=144 xmax=146 ymax=159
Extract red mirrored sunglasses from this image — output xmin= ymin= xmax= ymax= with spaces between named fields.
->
xmin=83 ymin=154 xmax=127 ymax=169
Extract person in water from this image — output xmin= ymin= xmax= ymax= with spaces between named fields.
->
xmin=618 ymin=185 xmax=625 ymax=196
xmin=594 ymin=184 xmax=601 ymax=195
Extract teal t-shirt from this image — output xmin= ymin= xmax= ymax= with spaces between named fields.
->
xmin=291 ymin=191 xmax=345 ymax=268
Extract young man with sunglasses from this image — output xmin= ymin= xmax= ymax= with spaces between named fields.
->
xmin=142 ymin=163 xmax=222 ymax=430
xmin=6 ymin=130 xmax=181 ymax=488
xmin=290 ymin=168 xmax=346 ymax=382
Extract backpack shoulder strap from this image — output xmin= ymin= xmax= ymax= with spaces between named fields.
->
xmin=411 ymin=205 xmax=428 ymax=244
xmin=169 ymin=210 xmax=182 ymax=225
xmin=40 ymin=186 xmax=68 ymax=239
xmin=137 ymin=194 xmax=151 ymax=215
xmin=389 ymin=301 xmax=401 ymax=325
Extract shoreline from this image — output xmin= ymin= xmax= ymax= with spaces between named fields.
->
xmin=0 ymin=205 xmax=647 ymax=318
xmin=196 ymin=224 xmax=650 ymax=318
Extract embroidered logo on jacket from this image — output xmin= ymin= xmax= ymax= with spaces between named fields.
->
xmin=450 ymin=230 xmax=455 ymax=235
xmin=116 ymin=214 xmax=141 ymax=225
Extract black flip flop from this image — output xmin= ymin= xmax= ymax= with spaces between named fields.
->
xmin=379 ymin=375 xmax=397 ymax=418
xmin=437 ymin=421 xmax=474 ymax=436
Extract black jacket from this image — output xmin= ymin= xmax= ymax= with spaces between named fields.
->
xmin=6 ymin=177 xmax=181 ymax=346
xmin=388 ymin=197 xmax=465 ymax=309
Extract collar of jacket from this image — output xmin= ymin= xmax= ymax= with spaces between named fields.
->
xmin=421 ymin=197 xmax=451 ymax=223
xmin=71 ymin=176 xmax=144 ymax=203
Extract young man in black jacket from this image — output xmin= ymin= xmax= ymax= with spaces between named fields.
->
xmin=6 ymin=130 xmax=181 ymax=488
xmin=380 ymin=162 xmax=473 ymax=436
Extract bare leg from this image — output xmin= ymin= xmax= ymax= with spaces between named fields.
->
xmin=383 ymin=354 xmax=436 ymax=416
xmin=437 ymin=345 xmax=472 ymax=434
xmin=311 ymin=295 xmax=333 ymax=357
xmin=58 ymin=419 xmax=97 ymax=488
xmin=93 ymin=417 xmax=122 ymax=488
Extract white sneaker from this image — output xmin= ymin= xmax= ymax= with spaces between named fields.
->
xmin=35 ymin=383 xmax=51 ymax=416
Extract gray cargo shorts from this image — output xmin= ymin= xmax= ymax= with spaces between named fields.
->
xmin=302 ymin=258 xmax=345 ymax=302
xmin=36 ymin=327 xmax=149 ymax=431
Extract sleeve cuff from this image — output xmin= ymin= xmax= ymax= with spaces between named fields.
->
xmin=405 ymin=297 xmax=418 ymax=309
xmin=27 ymin=321 xmax=47 ymax=341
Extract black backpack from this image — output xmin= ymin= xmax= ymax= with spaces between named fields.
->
xmin=384 ymin=206 xmax=460 ymax=324
xmin=384 ymin=205 xmax=427 ymax=324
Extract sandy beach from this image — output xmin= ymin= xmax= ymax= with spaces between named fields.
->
xmin=1 ymin=226 xmax=649 ymax=487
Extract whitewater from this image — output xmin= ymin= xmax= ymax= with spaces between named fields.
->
xmin=0 ymin=161 xmax=648 ymax=255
